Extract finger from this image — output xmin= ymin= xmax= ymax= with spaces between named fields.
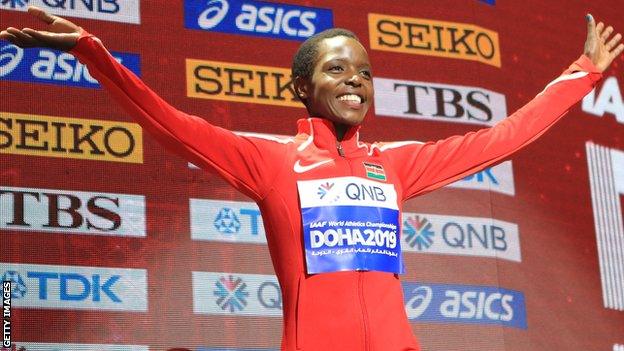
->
xmin=596 ymin=22 xmax=605 ymax=35
xmin=22 ymin=28 xmax=59 ymax=43
xmin=612 ymin=43 xmax=624 ymax=58
xmin=0 ymin=31 xmax=19 ymax=44
xmin=8 ymin=29 xmax=39 ymax=47
xmin=606 ymin=33 xmax=622 ymax=51
xmin=27 ymin=6 xmax=58 ymax=25
xmin=601 ymin=26 xmax=614 ymax=42
xmin=586 ymin=14 xmax=596 ymax=40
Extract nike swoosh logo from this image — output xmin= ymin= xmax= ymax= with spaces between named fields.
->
xmin=293 ymin=159 xmax=332 ymax=173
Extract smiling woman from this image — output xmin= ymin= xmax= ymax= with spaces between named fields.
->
xmin=1 ymin=5 xmax=623 ymax=351
xmin=294 ymin=33 xmax=374 ymax=138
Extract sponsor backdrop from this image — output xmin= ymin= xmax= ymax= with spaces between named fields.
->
xmin=1 ymin=0 xmax=623 ymax=350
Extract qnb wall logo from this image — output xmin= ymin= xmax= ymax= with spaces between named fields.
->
xmin=186 ymin=59 xmax=301 ymax=107
xmin=184 ymin=0 xmax=333 ymax=41
xmin=586 ymin=142 xmax=624 ymax=311
xmin=193 ymin=272 xmax=282 ymax=316
xmin=0 ymin=112 xmax=143 ymax=163
xmin=403 ymin=282 xmax=526 ymax=329
xmin=373 ymin=77 xmax=507 ymax=127
xmin=583 ymin=76 xmax=624 ymax=125
xmin=7 ymin=343 xmax=149 ymax=351
xmin=190 ymin=198 xmax=265 ymax=243
xmin=0 ymin=263 xmax=147 ymax=311
xmin=0 ymin=186 xmax=146 ymax=237
xmin=0 ymin=42 xmax=140 ymax=87
xmin=446 ymin=161 xmax=515 ymax=195
xmin=0 ymin=0 xmax=140 ymax=24
xmin=368 ymin=14 xmax=501 ymax=67
xmin=401 ymin=212 xmax=521 ymax=262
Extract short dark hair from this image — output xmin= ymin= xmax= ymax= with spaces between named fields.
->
xmin=292 ymin=28 xmax=360 ymax=80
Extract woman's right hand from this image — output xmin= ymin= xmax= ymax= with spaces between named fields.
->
xmin=0 ymin=6 xmax=82 ymax=51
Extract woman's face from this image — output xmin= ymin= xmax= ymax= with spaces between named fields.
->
xmin=298 ymin=36 xmax=374 ymax=126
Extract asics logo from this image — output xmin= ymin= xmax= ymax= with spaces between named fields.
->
xmin=0 ymin=43 xmax=24 ymax=77
xmin=293 ymin=159 xmax=332 ymax=173
xmin=198 ymin=0 xmax=229 ymax=29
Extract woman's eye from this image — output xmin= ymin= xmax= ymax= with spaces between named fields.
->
xmin=329 ymin=66 xmax=343 ymax=72
xmin=361 ymin=70 xmax=372 ymax=78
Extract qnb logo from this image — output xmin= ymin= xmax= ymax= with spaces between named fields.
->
xmin=198 ymin=0 xmax=229 ymax=29
xmin=0 ymin=0 xmax=140 ymax=24
xmin=0 ymin=42 xmax=141 ymax=88
xmin=316 ymin=182 xmax=335 ymax=200
xmin=185 ymin=0 xmax=333 ymax=41
xmin=399 ymin=213 xmax=521 ymax=262
xmin=213 ymin=207 xmax=241 ymax=234
xmin=257 ymin=280 xmax=282 ymax=310
xmin=214 ymin=275 xmax=249 ymax=312
xmin=1 ymin=271 xmax=27 ymax=299
xmin=1 ymin=0 xmax=28 ymax=9
xmin=0 ymin=44 xmax=23 ymax=77
xmin=345 ymin=182 xmax=387 ymax=202
xmin=403 ymin=215 xmax=434 ymax=250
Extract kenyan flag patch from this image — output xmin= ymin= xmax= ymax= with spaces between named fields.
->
xmin=363 ymin=162 xmax=386 ymax=181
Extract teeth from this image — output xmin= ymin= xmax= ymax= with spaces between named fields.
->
xmin=338 ymin=94 xmax=362 ymax=103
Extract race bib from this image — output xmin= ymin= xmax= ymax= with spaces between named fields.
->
xmin=297 ymin=176 xmax=403 ymax=274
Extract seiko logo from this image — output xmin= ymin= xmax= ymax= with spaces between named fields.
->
xmin=369 ymin=14 xmax=501 ymax=67
xmin=186 ymin=59 xmax=302 ymax=107
xmin=0 ymin=112 xmax=143 ymax=163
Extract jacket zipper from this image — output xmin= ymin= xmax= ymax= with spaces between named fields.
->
xmin=358 ymin=272 xmax=370 ymax=351
xmin=336 ymin=141 xmax=345 ymax=157
xmin=338 ymin=138 xmax=369 ymax=350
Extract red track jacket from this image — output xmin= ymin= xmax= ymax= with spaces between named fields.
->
xmin=71 ymin=31 xmax=601 ymax=351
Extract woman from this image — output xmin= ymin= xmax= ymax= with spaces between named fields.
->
xmin=2 ymin=6 xmax=622 ymax=351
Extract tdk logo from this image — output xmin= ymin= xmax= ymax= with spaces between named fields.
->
xmin=0 ymin=263 xmax=148 ymax=311
xmin=0 ymin=41 xmax=141 ymax=88
xmin=184 ymin=0 xmax=334 ymax=41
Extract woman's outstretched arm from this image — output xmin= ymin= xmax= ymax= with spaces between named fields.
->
xmin=1 ymin=6 xmax=287 ymax=201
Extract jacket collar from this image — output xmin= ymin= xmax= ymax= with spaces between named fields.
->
xmin=296 ymin=118 xmax=364 ymax=156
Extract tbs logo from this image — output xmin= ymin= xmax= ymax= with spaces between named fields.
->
xmin=184 ymin=0 xmax=334 ymax=41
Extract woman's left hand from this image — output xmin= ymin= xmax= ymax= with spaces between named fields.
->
xmin=584 ymin=14 xmax=624 ymax=72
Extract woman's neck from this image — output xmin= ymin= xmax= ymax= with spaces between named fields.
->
xmin=333 ymin=121 xmax=349 ymax=141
